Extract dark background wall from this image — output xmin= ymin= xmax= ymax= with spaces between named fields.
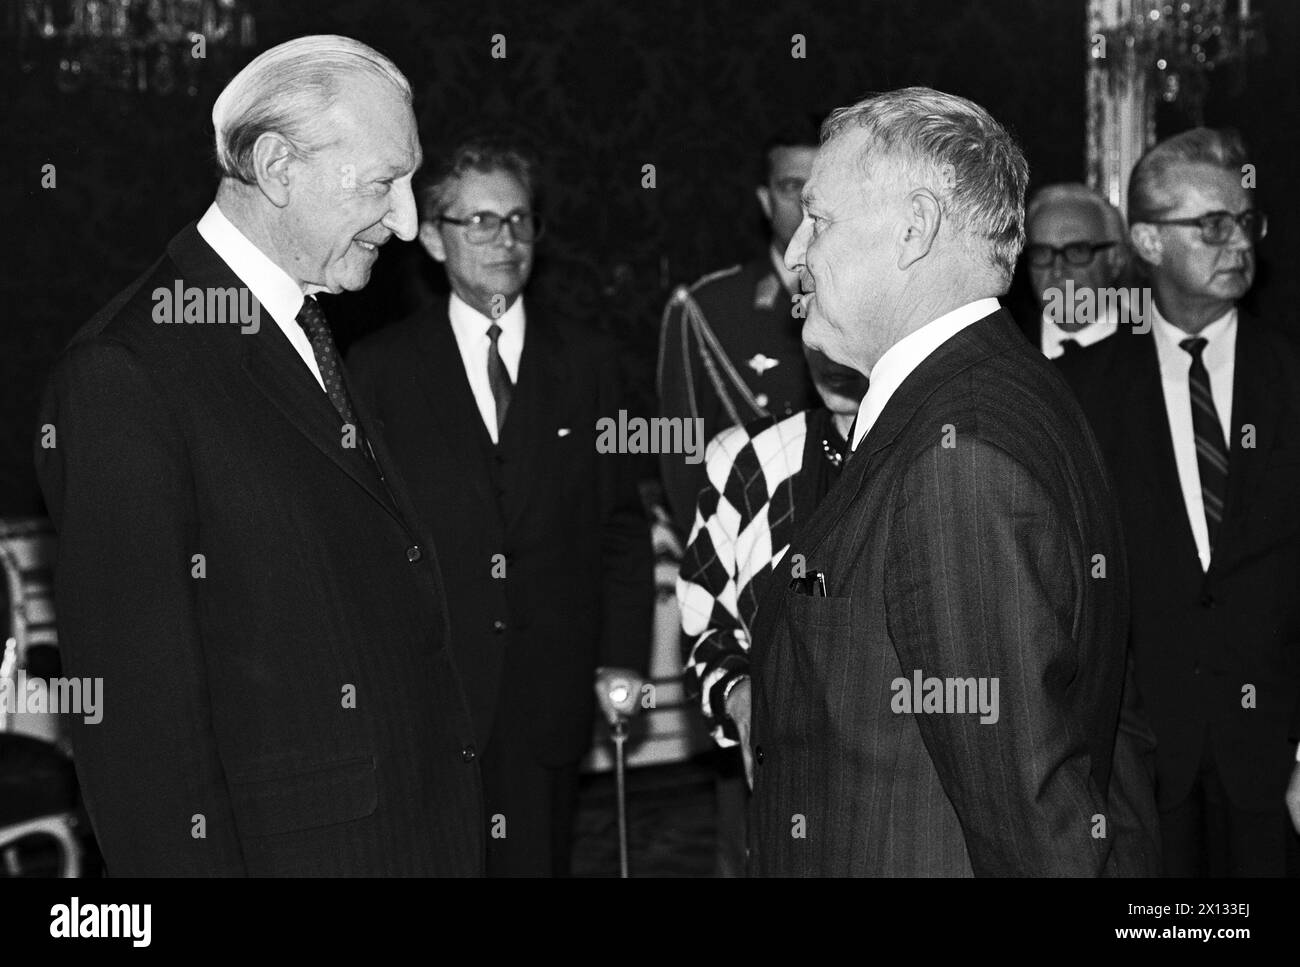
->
xmin=2 ymin=0 xmax=1293 ymax=516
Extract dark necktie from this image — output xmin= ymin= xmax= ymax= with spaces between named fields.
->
xmin=1059 ymin=337 xmax=1080 ymax=355
xmin=841 ymin=415 xmax=859 ymax=468
xmin=1180 ymin=336 xmax=1228 ymax=555
xmin=296 ymin=296 xmax=367 ymax=453
xmin=486 ymin=323 xmax=513 ymax=435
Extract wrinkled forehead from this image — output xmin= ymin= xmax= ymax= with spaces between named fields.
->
xmin=325 ymin=78 xmax=420 ymax=170
xmin=804 ymin=127 xmax=897 ymax=211
xmin=443 ymin=167 xmax=532 ymax=214
xmin=1028 ymin=199 xmax=1108 ymax=243
xmin=1157 ymin=162 xmax=1251 ymax=214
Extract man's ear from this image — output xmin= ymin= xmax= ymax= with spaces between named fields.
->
xmin=756 ymin=186 xmax=773 ymax=224
xmin=898 ymin=188 xmax=941 ymax=270
xmin=418 ymin=221 xmax=447 ymax=263
xmin=1129 ymin=223 xmax=1162 ymax=267
xmin=1105 ymin=241 xmax=1131 ymax=284
xmin=250 ymin=132 xmax=296 ymax=208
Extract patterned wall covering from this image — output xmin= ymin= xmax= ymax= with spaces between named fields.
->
xmin=5 ymin=0 xmax=1288 ymax=515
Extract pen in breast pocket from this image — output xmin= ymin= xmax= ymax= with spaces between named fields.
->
xmin=813 ymin=571 xmax=827 ymax=597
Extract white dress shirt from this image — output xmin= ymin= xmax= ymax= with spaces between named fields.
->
xmin=447 ymin=293 xmax=525 ymax=444
xmin=196 ymin=202 xmax=325 ymax=391
xmin=851 ymin=298 xmax=1002 ymax=451
xmin=1151 ymin=303 xmax=1237 ymax=572
xmin=1040 ymin=305 xmax=1119 ymax=360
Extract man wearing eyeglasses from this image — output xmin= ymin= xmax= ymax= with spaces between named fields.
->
xmin=1058 ymin=127 xmax=1300 ymax=877
xmin=347 ymin=138 xmax=652 ymax=876
xmin=1023 ymin=182 xmax=1130 ymax=358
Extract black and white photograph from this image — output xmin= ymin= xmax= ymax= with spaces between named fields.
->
xmin=1 ymin=0 xmax=1297 ymax=950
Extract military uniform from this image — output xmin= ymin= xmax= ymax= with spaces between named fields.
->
xmin=656 ymin=254 xmax=817 ymax=538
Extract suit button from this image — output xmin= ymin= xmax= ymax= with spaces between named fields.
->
xmin=1200 ymin=592 xmax=1215 ymax=608
xmin=492 ymin=619 xmax=507 ymax=633
xmin=406 ymin=544 xmax=423 ymax=563
xmin=462 ymin=745 xmax=476 ymax=763
xmin=754 ymin=745 xmax=765 ymax=765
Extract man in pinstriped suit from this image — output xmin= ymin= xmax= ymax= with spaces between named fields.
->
xmin=748 ymin=87 xmax=1160 ymax=876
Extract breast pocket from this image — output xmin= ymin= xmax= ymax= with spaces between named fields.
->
xmin=229 ymin=753 xmax=378 ymax=838
xmin=783 ymin=590 xmax=854 ymax=662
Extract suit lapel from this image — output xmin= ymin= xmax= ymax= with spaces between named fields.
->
xmin=242 ymin=321 xmax=403 ymax=524
xmin=1119 ymin=332 xmax=1204 ymax=573
xmin=1213 ymin=316 xmax=1280 ymax=573
xmin=166 ymin=223 xmax=402 ymax=523
xmin=794 ymin=311 xmax=1012 ymax=564
xmin=412 ymin=311 xmax=497 ymax=509
xmin=497 ymin=315 xmax=563 ymax=527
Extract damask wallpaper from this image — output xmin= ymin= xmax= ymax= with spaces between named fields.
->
xmin=3 ymin=0 xmax=1292 ymax=514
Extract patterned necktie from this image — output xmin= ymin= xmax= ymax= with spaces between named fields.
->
xmin=296 ymin=296 xmax=368 ymax=454
xmin=1180 ymin=336 xmax=1228 ymax=555
xmin=486 ymin=323 xmax=513 ymax=435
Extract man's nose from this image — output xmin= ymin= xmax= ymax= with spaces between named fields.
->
xmin=1225 ymin=221 xmax=1253 ymax=254
xmin=785 ymin=217 xmax=811 ymax=272
xmin=384 ymin=181 xmax=419 ymax=242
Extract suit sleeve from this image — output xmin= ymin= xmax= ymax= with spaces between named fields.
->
xmin=1103 ymin=645 xmax=1163 ymax=874
xmin=595 ymin=342 xmax=654 ymax=675
xmin=36 ymin=339 xmax=246 ymax=875
xmin=884 ymin=437 xmax=1109 ymax=876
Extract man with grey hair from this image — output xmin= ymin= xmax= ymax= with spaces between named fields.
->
xmin=1059 ymin=126 xmax=1300 ymax=877
xmin=348 ymin=138 xmax=653 ymax=876
xmin=1023 ymin=182 xmax=1130 ymax=358
xmin=36 ymin=35 xmax=484 ymax=874
xmin=747 ymin=86 xmax=1158 ymax=875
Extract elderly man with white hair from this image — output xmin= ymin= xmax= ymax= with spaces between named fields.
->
xmin=36 ymin=35 xmax=485 ymax=875
xmin=747 ymin=87 xmax=1159 ymax=876
xmin=1023 ymin=182 xmax=1131 ymax=358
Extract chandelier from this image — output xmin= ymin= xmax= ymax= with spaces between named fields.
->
xmin=1090 ymin=0 xmax=1264 ymax=125
xmin=8 ymin=0 xmax=257 ymax=96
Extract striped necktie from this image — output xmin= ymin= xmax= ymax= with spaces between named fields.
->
xmin=1180 ymin=336 xmax=1228 ymax=555
xmin=486 ymin=323 xmax=513 ymax=435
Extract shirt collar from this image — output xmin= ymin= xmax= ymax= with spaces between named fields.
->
xmin=448 ymin=292 xmax=526 ymax=340
xmin=1151 ymin=300 xmax=1236 ymax=373
xmin=851 ymin=297 xmax=1001 ymax=451
xmin=195 ymin=202 xmax=313 ymax=328
xmin=1040 ymin=303 xmax=1119 ymax=354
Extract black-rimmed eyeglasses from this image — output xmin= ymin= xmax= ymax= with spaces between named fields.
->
xmin=436 ymin=210 xmax=544 ymax=245
xmin=1025 ymin=241 xmax=1117 ymax=269
xmin=1135 ymin=209 xmax=1267 ymax=247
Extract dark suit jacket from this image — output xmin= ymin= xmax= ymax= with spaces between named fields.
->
xmin=36 ymin=223 xmax=484 ymax=875
xmin=750 ymin=308 xmax=1157 ymax=876
xmin=1058 ymin=317 xmax=1300 ymax=813
xmin=347 ymin=305 xmax=652 ymax=766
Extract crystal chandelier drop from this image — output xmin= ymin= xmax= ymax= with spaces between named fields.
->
xmin=8 ymin=0 xmax=257 ymax=96
xmin=1090 ymin=0 xmax=1265 ymax=126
